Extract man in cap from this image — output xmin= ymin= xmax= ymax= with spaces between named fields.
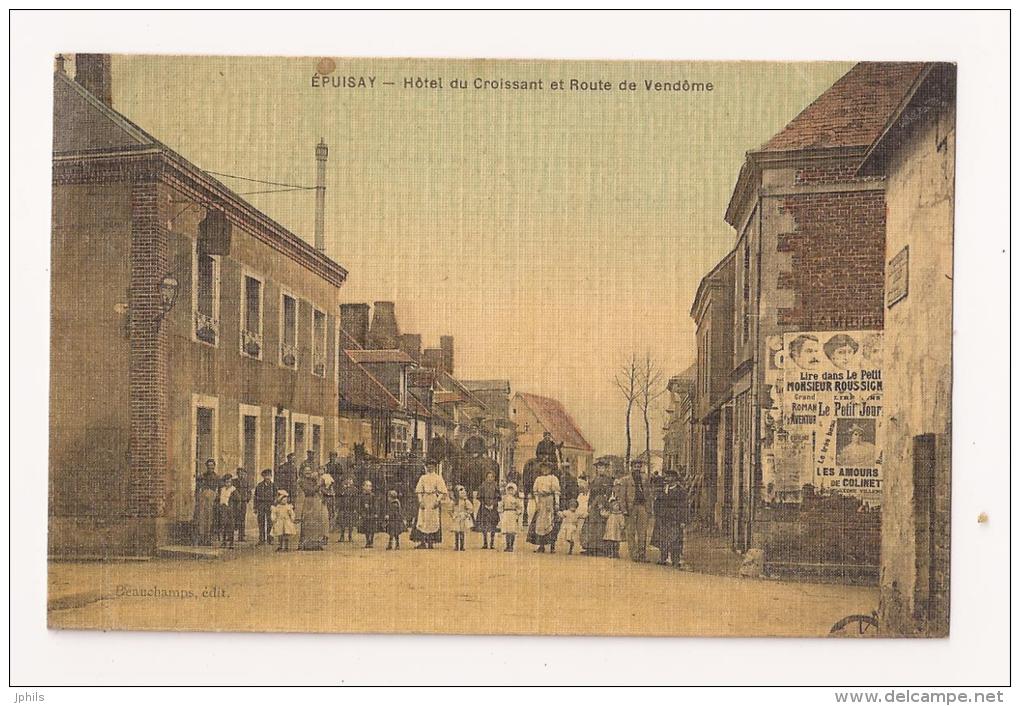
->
xmin=651 ymin=468 xmax=688 ymax=567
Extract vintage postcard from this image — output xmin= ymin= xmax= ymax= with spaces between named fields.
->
xmin=47 ymin=54 xmax=955 ymax=638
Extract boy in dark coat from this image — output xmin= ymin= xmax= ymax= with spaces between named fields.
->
xmin=253 ymin=469 xmax=276 ymax=545
xmin=357 ymin=480 xmax=380 ymax=548
xmin=651 ymin=469 xmax=688 ymax=567
xmin=336 ymin=476 xmax=359 ymax=542
xmin=383 ymin=489 xmax=405 ymax=550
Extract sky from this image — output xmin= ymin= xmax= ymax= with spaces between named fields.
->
xmin=105 ymin=55 xmax=852 ymax=455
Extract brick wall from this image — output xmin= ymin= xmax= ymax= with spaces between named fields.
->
xmin=775 ymin=188 xmax=886 ymax=330
xmin=127 ymin=178 xmax=169 ymax=518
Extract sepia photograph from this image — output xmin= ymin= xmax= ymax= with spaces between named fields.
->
xmin=46 ymin=52 xmax=953 ymax=639
xmin=9 ymin=7 xmax=1012 ymax=694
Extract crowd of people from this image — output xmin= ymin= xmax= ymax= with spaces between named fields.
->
xmin=191 ymin=439 xmax=692 ymax=569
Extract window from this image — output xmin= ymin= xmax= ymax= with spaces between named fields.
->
xmin=741 ymin=239 xmax=751 ymax=343
xmin=240 ymin=272 xmax=264 ymax=359
xmin=192 ymin=248 xmax=220 ymax=346
xmin=312 ymin=308 xmax=327 ymax=377
xmin=280 ymin=291 xmax=298 ymax=368
xmin=239 ymin=404 xmax=261 ymax=474
xmin=190 ymin=393 xmax=219 ymax=496
xmin=273 ymin=413 xmax=289 ymax=467
xmin=310 ymin=418 xmax=323 ymax=464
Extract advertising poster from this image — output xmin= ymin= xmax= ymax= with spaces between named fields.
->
xmin=780 ymin=331 xmax=884 ymax=504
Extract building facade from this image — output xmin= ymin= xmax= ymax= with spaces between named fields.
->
xmin=716 ymin=62 xmax=926 ymax=560
xmin=662 ymin=371 xmax=695 ymax=486
xmin=512 ymin=392 xmax=594 ymax=479
xmin=50 ymin=57 xmax=347 ymax=556
xmin=858 ymin=64 xmax=955 ymax=636
xmin=690 ymin=251 xmax=736 ymax=530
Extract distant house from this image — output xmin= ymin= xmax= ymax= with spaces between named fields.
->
xmin=338 ymin=303 xmax=430 ymax=458
xmin=461 ymin=379 xmax=517 ymax=474
xmin=512 ymin=392 xmax=594 ymax=478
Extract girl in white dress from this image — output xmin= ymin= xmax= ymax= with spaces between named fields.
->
xmin=498 ymin=482 xmax=523 ymax=552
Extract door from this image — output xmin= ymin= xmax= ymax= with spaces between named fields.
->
xmin=294 ymin=422 xmax=307 ymax=460
xmin=195 ymin=407 xmax=215 ymax=477
xmin=242 ymin=414 xmax=258 ymax=474
xmin=274 ymin=415 xmax=288 ymax=467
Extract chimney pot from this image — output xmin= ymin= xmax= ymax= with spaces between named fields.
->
xmin=314 ymin=139 xmax=327 ymax=252
xmin=75 ymin=53 xmax=112 ymax=106
xmin=440 ymin=335 xmax=454 ymax=376
xmin=367 ymin=301 xmax=400 ymax=349
xmin=398 ymin=333 xmax=422 ymax=363
xmin=339 ymin=303 xmax=370 ymax=349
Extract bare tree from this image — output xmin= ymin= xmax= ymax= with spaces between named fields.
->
xmin=613 ymin=353 xmax=640 ymax=465
xmin=637 ymin=352 xmax=667 ymax=468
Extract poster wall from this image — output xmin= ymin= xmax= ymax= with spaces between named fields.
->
xmin=765 ymin=331 xmax=884 ymax=505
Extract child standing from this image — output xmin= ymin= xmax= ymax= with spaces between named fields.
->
xmin=557 ymin=499 xmax=582 ymax=555
xmin=498 ymin=482 xmax=523 ymax=552
xmin=216 ymin=474 xmax=239 ymax=549
xmin=271 ymin=490 xmax=296 ymax=552
xmin=451 ymin=485 xmax=474 ymax=551
xmin=383 ymin=489 xmax=405 ymax=550
xmin=474 ymin=471 xmax=501 ymax=550
xmin=357 ymin=480 xmax=380 ymax=548
xmin=575 ymin=478 xmax=590 ymax=543
xmin=602 ymin=495 xmax=625 ymax=559
xmin=336 ymin=476 xmax=358 ymax=543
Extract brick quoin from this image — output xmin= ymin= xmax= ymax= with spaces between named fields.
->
xmin=776 ymin=187 xmax=886 ymax=330
xmin=128 ymin=177 xmax=169 ymax=518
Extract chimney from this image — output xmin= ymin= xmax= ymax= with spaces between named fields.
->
xmin=339 ymin=303 xmax=370 ymax=349
xmin=75 ymin=53 xmax=112 ymax=106
xmin=398 ymin=333 xmax=422 ymax=363
xmin=314 ymin=138 xmax=327 ymax=252
xmin=440 ymin=335 xmax=454 ymax=376
xmin=367 ymin=301 xmax=400 ymax=349
xmin=422 ymin=348 xmax=444 ymax=372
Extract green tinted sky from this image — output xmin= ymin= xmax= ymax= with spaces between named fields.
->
xmin=107 ymin=55 xmax=852 ymax=454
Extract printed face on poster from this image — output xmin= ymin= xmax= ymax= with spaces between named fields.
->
xmin=770 ymin=331 xmax=884 ymax=504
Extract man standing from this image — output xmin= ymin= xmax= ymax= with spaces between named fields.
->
xmin=233 ymin=467 xmax=252 ymax=542
xmin=253 ymin=469 xmax=276 ymax=545
xmin=651 ymin=469 xmax=688 ymax=567
xmin=193 ymin=459 xmax=219 ymax=546
xmin=535 ymin=431 xmax=559 ymax=466
xmin=619 ymin=458 xmax=650 ymax=562
xmin=580 ymin=458 xmax=612 ymax=555
xmin=276 ymin=453 xmax=298 ymax=500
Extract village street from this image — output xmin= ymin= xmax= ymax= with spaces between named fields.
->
xmin=49 ymin=532 xmax=877 ymax=637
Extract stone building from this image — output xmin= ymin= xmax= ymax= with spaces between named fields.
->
xmin=858 ymin=63 xmax=955 ymax=636
xmin=338 ymin=302 xmax=431 ymax=458
xmin=690 ymin=250 xmax=736 ymax=530
xmin=662 ymin=369 xmax=694 ymax=487
xmin=717 ymin=62 xmax=927 ymax=559
xmin=460 ymin=379 xmax=517 ymax=476
xmin=512 ymin=392 xmax=594 ymax=479
xmin=50 ymin=56 xmax=348 ymax=556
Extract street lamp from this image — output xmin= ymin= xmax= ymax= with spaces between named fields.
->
xmin=153 ymin=274 xmax=180 ymax=329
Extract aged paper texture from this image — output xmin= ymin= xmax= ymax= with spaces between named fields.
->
xmin=48 ymin=55 xmax=955 ymax=638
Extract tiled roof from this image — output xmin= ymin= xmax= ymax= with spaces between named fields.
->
xmin=347 ymin=349 xmax=415 ymax=365
xmin=53 ymin=71 xmax=348 ymax=285
xmin=338 ymin=351 xmax=401 ymax=412
xmin=409 ymin=368 xmax=437 ymax=388
xmin=759 ymin=62 xmax=927 ymax=153
xmin=515 ymin=392 xmax=594 ymax=453
xmin=460 ymin=379 xmax=511 ymax=393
